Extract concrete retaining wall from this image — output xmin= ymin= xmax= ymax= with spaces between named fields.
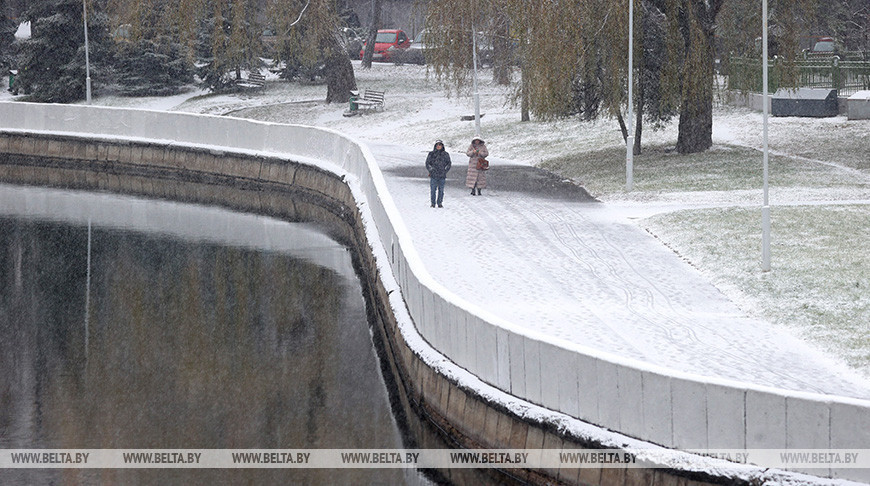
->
xmin=848 ymin=91 xmax=870 ymax=120
xmin=725 ymin=90 xmax=853 ymax=115
xmin=2 ymin=102 xmax=868 ymax=484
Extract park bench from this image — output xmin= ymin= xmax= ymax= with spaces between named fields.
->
xmin=355 ymin=89 xmax=385 ymax=112
xmin=236 ymin=72 xmax=266 ymax=89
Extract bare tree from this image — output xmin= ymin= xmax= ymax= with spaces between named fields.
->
xmin=424 ymin=0 xmax=721 ymax=154
xmin=360 ymin=0 xmax=380 ymax=68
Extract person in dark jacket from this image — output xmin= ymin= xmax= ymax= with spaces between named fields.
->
xmin=425 ymin=140 xmax=452 ymax=208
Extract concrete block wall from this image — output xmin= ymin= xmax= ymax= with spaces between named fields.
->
xmin=831 ymin=401 xmax=870 ymax=482
xmin=847 ymin=91 xmax=870 ymax=120
xmin=2 ymin=102 xmax=869 ymax=483
xmin=725 ymin=90 xmax=858 ymax=116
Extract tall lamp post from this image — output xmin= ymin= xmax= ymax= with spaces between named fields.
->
xmin=83 ymin=0 xmax=92 ymax=103
xmin=85 ymin=219 xmax=92 ymax=360
xmin=761 ymin=0 xmax=771 ymax=271
xmin=472 ymin=24 xmax=482 ymax=137
xmin=626 ymin=0 xmax=634 ymax=191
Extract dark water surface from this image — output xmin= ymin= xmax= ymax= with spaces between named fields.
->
xmin=0 ymin=186 xmax=435 ymax=484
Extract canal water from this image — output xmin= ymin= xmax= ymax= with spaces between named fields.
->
xmin=0 ymin=185 xmax=437 ymax=484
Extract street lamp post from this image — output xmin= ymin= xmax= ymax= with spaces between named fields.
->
xmin=761 ymin=0 xmax=771 ymax=271
xmin=626 ymin=0 xmax=634 ymax=191
xmin=85 ymin=219 xmax=92 ymax=360
xmin=472 ymin=24 xmax=482 ymax=137
xmin=83 ymin=0 xmax=92 ymax=103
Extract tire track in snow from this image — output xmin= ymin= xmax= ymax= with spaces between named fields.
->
xmin=469 ymin=195 xmax=657 ymax=360
xmin=505 ymin=197 xmax=838 ymax=393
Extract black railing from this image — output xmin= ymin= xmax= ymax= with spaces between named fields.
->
xmin=727 ymin=55 xmax=870 ymax=96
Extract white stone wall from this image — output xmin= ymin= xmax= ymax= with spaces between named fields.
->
xmin=2 ymin=102 xmax=868 ymax=483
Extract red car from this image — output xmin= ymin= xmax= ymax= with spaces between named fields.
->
xmin=359 ymin=29 xmax=411 ymax=62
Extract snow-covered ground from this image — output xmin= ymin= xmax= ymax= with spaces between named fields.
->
xmin=3 ymin=61 xmax=868 ymax=392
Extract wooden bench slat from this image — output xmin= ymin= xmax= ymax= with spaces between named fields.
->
xmin=344 ymin=88 xmax=386 ymax=116
xmin=359 ymin=89 xmax=385 ymax=111
xmin=237 ymin=72 xmax=266 ymax=89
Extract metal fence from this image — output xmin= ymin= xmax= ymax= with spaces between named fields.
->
xmin=727 ymin=56 xmax=870 ymax=97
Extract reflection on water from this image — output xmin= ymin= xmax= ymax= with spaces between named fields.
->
xmin=0 ymin=190 xmax=435 ymax=484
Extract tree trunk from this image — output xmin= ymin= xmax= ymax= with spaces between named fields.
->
xmin=675 ymin=26 xmax=714 ymax=154
xmin=325 ymin=39 xmax=357 ymax=103
xmin=491 ymin=16 xmax=512 ymax=85
xmin=634 ymin=77 xmax=644 ymax=155
xmin=361 ymin=0 xmax=380 ymax=68
xmin=616 ymin=110 xmax=628 ymax=141
xmin=675 ymin=90 xmax=712 ymax=153
xmin=674 ymin=0 xmax=720 ymax=154
xmin=521 ymin=63 xmax=530 ymax=122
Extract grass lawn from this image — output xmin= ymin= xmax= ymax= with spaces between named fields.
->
xmin=644 ymin=205 xmax=870 ymax=373
xmin=539 ymin=104 xmax=870 ymax=377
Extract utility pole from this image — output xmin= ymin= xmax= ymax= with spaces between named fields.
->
xmin=83 ymin=0 xmax=92 ymax=103
xmin=626 ymin=0 xmax=634 ymax=191
xmin=472 ymin=24 xmax=481 ymax=137
xmin=761 ymin=0 xmax=771 ymax=271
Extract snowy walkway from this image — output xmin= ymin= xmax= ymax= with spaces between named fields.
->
xmin=368 ymin=142 xmax=870 ymax=399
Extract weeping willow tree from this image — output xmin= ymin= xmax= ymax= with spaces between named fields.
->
xmin=668 ymin=0 xmax=723 ymax=153
xmin=521 ymin=0 xmax=587 ymax=119
xmin=267 ymin=0 xmax=356 ymax=102
xmin=572 ymin=0 xmax=722 ymax=155
xmin=489 ymin=4 xmax=512 ymax=85
xmin=424 ymin=0 xmax=478 ymax=88
xmin=611 ymin=0 xmax=681 ymax=154
xmin=424 ymin=0 xmax=550 ymax=120
xmin=424 ymin=0 xmax=679 ymax=153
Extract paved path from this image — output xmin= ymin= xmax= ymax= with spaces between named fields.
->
xmin=368 ymin=142 xmax=870 ymax=399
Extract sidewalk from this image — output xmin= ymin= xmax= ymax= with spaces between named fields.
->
xmin=368 ymin=142 xmax=870 ymax=399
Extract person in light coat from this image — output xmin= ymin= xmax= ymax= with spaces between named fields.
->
xmin=465 ymin=136 xmax=489 ymax=196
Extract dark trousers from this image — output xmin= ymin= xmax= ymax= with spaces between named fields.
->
xmin=430 ymin=177 xmax=446 ymax=206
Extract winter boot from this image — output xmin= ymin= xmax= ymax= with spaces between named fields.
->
xmin=471 ymin=188 xmax=476 ymax=196
xmin=477 ymin=188 xmax=482 ymax=195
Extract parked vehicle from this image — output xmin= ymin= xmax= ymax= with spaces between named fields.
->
xmin=476 ymin=33 xmax=494 ymax=67
xmin=812 ymin=38 xmax=836 ymax=52
xmin=359 ymin=29 xmax=411 ymax=62
xmin=398 ymin=30 xmax=427 ymax=65
xmin=341 ymin=27 xmax=365 ymax=60
xmin=261 ymin=28 xmax=279 ymax=58
xmin=396 ymin=30 xmax=496 ymax=66
xmin=804 ymin=37 xmax=838 ymax=57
